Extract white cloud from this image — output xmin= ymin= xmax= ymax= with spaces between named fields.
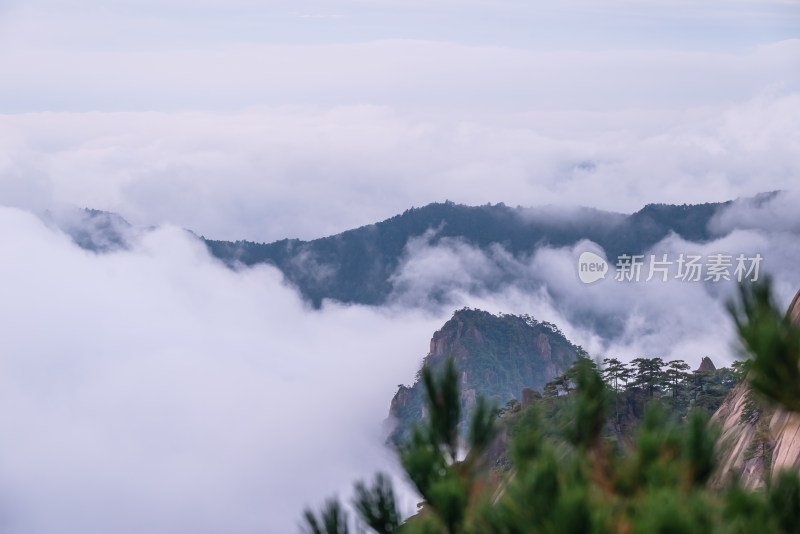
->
xmin=1 ymin=91 xmax=798 ymax=242
xmin=385 ymin=203 xmax=800 ymax=369
xmin=1 ymin=171 xmax=799 ymax=533
xmin=0 ymin=0 xmax=796 ymax=530
xmin=0 ymin=207 xmax=439 ymax=533
xmin=710 ymin=189 xmax=800 ymax=235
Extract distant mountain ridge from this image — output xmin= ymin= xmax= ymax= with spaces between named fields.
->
xmin=52 ymin=193 xmax=780 ymax=308
xmin=203 ymin=194 xmax=777 ymax=307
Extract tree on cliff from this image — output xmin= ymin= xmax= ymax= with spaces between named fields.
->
xmin=665 ymin=359 xmax=691 ymax=399
xmin=303 ymin=278 xmax=800 ymax=533
xmin=630 ymin=356 xmax=665 ymax=397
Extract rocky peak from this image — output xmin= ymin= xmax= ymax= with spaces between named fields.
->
xmin=697 ymin=356 xmax=716 ymax=372
xmin=387 ymin=308 xmax=581 ymax=444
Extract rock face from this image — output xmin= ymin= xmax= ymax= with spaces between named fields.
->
xmin=711 ymin=288 xmax=800 ymax=488
xmin=790 ymin=289 xmax=800 ymax=325
xmin=387 ymin=308 xmax=580 ymax=443
xmin=698 ymin=356 xmax=717 ymax=372
xmin=710 ymin=381 xmax=768 ymax=489
xmin=521 ymin=387 xmax=541 ymax=409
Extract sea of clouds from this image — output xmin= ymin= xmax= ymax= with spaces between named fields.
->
xmin=0 ymin=0 xmax=798 ymax=529
xmin=1 ymin=190 xmax=799 ymax=532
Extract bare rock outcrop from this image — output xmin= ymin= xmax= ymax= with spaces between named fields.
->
xmin=521 ymin=387 xmax=541 ymax=409
xmin=697 ymin=356 xmax=716 ymax=372
xmin=710 ymin=382 xmax=768 ymax=489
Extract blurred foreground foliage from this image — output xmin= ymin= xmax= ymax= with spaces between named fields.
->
xmin=303 ymin=278 xmax=800 ymax=534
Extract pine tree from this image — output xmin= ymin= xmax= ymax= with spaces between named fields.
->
xmin=665 ymin=359 xmax=691 ymax=399
xmin=601 ymin=357 xmax=626 ymax=392
xmin=631 ymin=357 xmax=665 ymax=397
xmin=728 ymin=276 xmax=800 ymax=412
xmin=302 ymin=278 xmax=800 ymax=533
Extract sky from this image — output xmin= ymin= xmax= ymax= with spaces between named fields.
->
xmin=0 ymin=1 xmax=799 ymax=532
xmin=0 ymin=0 xmax=798 ymax=240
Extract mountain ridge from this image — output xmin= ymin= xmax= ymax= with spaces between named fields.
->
xmin=50 ymin=193 xmax=784 ymax=313
xmin=203 ymin=196 xmax=757 ymax=307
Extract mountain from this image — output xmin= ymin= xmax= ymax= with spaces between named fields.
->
xmin=44 ymin=208 xmax=134 ymax=252
xmin=385 ymin=289 xmax=800 ymax=491
xmin=387 ymin=308 xmax=581 ymax=444
xmin=50 ymin=194 xmax=779 ymax=308
xmin=202 ymin=196 xmax=775 ymax=307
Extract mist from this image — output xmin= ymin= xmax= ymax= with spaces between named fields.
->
xmin=386 ymin=192 xmax=800 ymax=369
xmin=1 ymin=0 xmax=798 ymax=530
xmin=0 ymin=207 xmax=441 ymax=533
xmin=1 ymin=93 xmax=798 ymax=243
xmin=2 ymin=193 xmax=800 ymax=532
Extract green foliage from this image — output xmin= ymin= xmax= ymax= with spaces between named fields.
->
xmin=722 ymin=482 xmax=773 ymax=533
xmin=205 ymin=199 xmax=735 ymax=309
xmin=730 ymin=360 xmax=750 ymax=383
xmin=740 ymin=388 xmax=761 ymax=425
xmin=490 ymin=383 xmax=727 ymax=534
xmin=354 ymin=473 xmax=402 ymax=534
xmin=400 ymin=357 xmax=497 ymax=534
xmin=602 ymin=357 xmax=630 ymax=392
xmin=468 ymin=396 xmax=499 ymax=453
xmin=303 ymin=499 xmax=350 ymax=534
xmin=496 ymin=399 xmax=520 ymax=418
xmin=666 ymin=359 xmax=691 ymax=399
xmin=684 ymin=409 xmax=718 ymax=486
xmin=628 ymin=405 xmax=684 ymax=489
xmin=400 ymin=426 xmax=447 ymax=503
xmin=421 ymin=358 xmax=461 ymax=463
xmin=630 ymin=357 xmax=666 ymax=397
xmin=303 ymin=277 xmax=800 ymax=533
xmin=595 ymin=355 xmax=739 ymax=423
xmin=768 ymin=471 xmax=800 ymax=534
xmin=303 ymin=352 xmax=800 ymax=534
xmin=565 ymin=357 xmax=608 ymax=450
xmin=510 ymin=405 xmax=545 ymax=466
xmin=389 ymin=309 xmax=581 ymax=445
xmin=728 ymin=276 xmax=800 ymax=413
xmin=721 ymin=470 xmax=800 ymax=534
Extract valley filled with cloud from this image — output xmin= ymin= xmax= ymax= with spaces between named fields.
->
xmin=0 ymin=0 xmax=798 ymax=531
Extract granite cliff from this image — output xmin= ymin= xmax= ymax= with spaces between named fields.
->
xmin=388 ymin=308 xmax=580 ymax=443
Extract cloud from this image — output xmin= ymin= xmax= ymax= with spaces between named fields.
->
xmin=1 ymin=91 xmax=798 ymax=243
xmin=0 ymin=206 xmax=441 ymax=533
xmin=0 ymin=0 xmax=796 ymax=530
xmin=1 ymin=191 xmax=798 ymax=533
xmin=710 ymin=189 xmax=800 ymax=235
xmin=388 ymin=230 xmax=521 ymax=305
xmin=385 ymin=198 xmax=800 ymax=369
